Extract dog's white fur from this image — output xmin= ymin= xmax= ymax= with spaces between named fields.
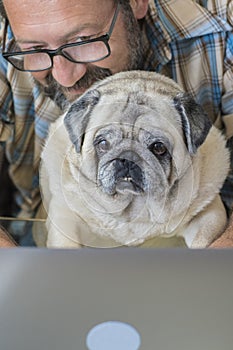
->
xmin=40 ymin=71 xmax=230 ymax=248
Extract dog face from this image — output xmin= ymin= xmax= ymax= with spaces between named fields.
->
xmin=74 ymin=98 xmax=187 ymax=201
xmin=64 ymin=72 xmax=211 ymax=208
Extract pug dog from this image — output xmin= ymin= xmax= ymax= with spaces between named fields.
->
xmin=40 ymin=71 xmax=230 ymax=248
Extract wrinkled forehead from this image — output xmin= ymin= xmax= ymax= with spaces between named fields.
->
xmin=87 ymin=91 xmax=182 ymax=135
xmin=3 ymin=0 xmax=112 ymax=18
xmin=3 ymin=0 xmax=114 ymax=41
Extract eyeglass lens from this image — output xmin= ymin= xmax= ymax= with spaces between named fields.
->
xmin=7 ymin=40 xmax=110 ymax=71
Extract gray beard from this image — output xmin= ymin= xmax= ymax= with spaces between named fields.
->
xmin=42 ymin=65 xmax=112 ymax=111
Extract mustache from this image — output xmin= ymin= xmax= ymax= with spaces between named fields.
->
xmin=43 ymin=65 xmax=112 ymax=110
xmin=67 ymin=65 xmax=112 ymax=92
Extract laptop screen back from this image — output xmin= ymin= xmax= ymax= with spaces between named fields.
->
xmin=0 ymin=248 xmax=232 ymax=350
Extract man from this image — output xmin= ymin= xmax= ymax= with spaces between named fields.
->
xmin=0 ymin=0 xmax=232 ymax=247
xmin=0 ymin=226 xmax=16 ymax=247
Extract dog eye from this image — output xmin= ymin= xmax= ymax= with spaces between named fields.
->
xmin=149 ymin=141 xmax=167 ymax=156
xmin=96 ymin=139 xmax=110 ymax=152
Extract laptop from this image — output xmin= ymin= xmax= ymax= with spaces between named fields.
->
xmin=0 ymin=248 xmax=232 ymax=350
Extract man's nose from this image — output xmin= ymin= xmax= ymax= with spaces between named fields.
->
xmin=51 ymin=55 xmax=87 ymax=87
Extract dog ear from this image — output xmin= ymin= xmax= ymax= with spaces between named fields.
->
xmin=64 ymin=89 xmax=100 ymax=153
xmin=174 ymin=93 xmax=212 ymax=155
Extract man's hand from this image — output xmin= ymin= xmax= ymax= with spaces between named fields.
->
xmin=0 ymin=226 xmax=17 ymax=247
xmin=210 ymin=212 xmax=233 ymax=248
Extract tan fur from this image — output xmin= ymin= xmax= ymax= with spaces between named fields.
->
xmin=40 ymin=71 xmax=230 ymax=248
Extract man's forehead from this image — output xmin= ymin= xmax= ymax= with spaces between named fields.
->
xmin=3 ymin=0 xmax=113 ymax=27
xmin=4 ymin=0 xmax=114 ymax=42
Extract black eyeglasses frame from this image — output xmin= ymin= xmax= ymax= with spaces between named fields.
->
xmin=2 ymin=1 xmax=120 ymax=72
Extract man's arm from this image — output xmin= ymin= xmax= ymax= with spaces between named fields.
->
xmin=0 ymin=226 xmax=17 ymax=247
xmin=210 ymin=213 xmax=233 ymax=248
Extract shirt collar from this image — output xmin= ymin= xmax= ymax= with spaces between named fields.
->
xmin=143 ymin=0 xmax=232 ymax=68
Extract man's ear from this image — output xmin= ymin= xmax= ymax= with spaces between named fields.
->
xmin=173 ymin=93 xmax=212 ymax=155
xmin=64 ymin=90 xmax=100 ymax=153
xmin=130 ymin=0 xmax=149 ymax=19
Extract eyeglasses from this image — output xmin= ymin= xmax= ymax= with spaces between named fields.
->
xmin=2 ymin=2 xmax=120 ymax=72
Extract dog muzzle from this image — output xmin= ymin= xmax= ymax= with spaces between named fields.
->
xmin=98 ymin=151 xmax=145 ymax=195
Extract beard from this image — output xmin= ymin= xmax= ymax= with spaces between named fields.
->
xmin=42 ymin=65 xmax=112 ymax=110
xmin=40 ymin=3 xmax=144 ymax=111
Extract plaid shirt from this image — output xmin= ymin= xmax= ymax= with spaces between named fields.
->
xmin=0 ymin=0 xmax=232 ymax=227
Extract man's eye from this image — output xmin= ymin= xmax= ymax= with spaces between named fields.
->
xmin=77 ymin=36 xmax=92 ymax=41
xmin=75 ymin=32 xmax=102 ymax=43
xmin=19 ymin=45 xmax=44 ymax=51
xmin=75 ymin=35 xmax=97 ymax=43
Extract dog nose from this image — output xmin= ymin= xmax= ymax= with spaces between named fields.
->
xmin=115 ymin=157 xmax=142 ymax=182
xmin=118 ymin=151 xmax=140 ymax=163
xmin=114 ymin=156 xmax=143 ymax=194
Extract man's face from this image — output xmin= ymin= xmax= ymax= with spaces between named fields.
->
xmin=3 ymin=0 xmax=148 ymax=104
